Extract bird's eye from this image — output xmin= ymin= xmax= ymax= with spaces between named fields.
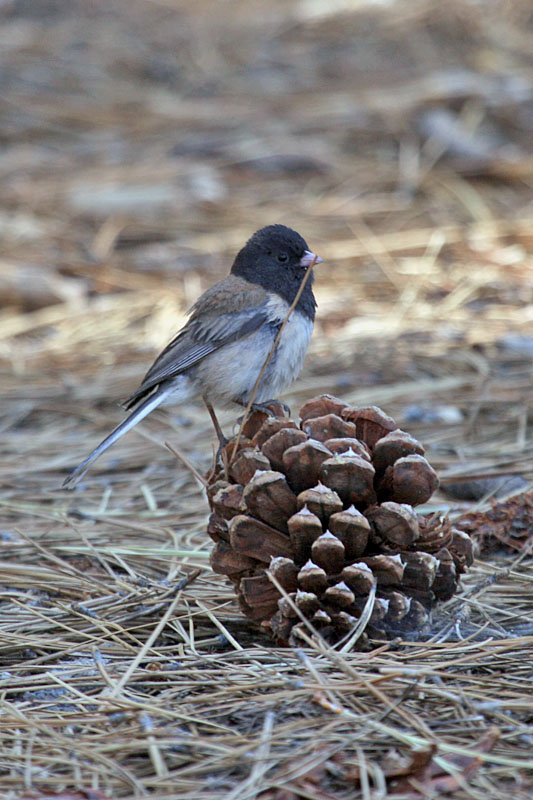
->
xmin=277 ymin=252 xmax=288 ymax=263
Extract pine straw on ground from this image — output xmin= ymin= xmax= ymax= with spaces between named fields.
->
xmin=1 ymin=1 xmax=533 ymax=798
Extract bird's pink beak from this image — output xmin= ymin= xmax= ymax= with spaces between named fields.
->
xmin=300 ymin=250 xmax=323 ymax=267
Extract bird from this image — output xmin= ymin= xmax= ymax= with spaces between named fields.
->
xmin=63 ymin=224 xmax=322 ymax=487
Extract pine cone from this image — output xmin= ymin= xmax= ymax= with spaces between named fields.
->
xmin=206 ymin=395 xmax=473 ymax=646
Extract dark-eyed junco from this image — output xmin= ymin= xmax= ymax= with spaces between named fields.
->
xmin=63 ymin=224 xmax=322 ymax=487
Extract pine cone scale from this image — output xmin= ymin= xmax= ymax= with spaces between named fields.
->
xmin=229 ymin=515 xmax=293 ymax=562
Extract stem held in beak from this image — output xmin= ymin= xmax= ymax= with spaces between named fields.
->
xmin=300 ymin=250 xmax=323 ymax=267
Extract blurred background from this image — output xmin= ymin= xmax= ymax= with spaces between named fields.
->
xmin=1 ymin=3 xmax=532 ymax=795
xmin=1 ymin=0 xmax=532 ymax=499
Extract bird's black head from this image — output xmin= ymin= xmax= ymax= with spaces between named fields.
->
xmin=231 ymin=224 xmax=320 ymax=321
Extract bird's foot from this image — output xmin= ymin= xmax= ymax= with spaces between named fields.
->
xmin=238 ymin=400 xmax=290 ymax=422
xmin=269 ymin=399 xmax=291 ymax=416
xmin=215 ymin=436 xmax=229 ymax=461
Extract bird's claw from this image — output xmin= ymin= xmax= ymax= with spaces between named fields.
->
xmin=250 ymin=399 xmax=291 ymax=417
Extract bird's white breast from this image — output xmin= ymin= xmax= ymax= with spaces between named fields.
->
xmin=189 ymin=294 xmax=313 ymax=406
xmin=259 ymin=296 xmax=313 ymax=402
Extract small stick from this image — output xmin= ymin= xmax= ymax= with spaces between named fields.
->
xmin=164 ymin=441 xmax=207 ymax=487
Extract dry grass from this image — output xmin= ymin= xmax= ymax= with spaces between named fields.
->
xmin=1 ymin=0 xmax=533 ymax=797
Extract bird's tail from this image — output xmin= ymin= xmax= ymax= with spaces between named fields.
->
xmin=62 ymin=388 xmax=171 ymax=488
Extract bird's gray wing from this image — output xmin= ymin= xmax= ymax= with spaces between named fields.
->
xmin=124 ymin=294 xmax=271 ymax=409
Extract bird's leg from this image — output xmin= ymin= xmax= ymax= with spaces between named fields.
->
xmin=203 ymin=397 xmax=230 ymax=478
xmin=203 ymin=398 xmax=227 ymax=449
